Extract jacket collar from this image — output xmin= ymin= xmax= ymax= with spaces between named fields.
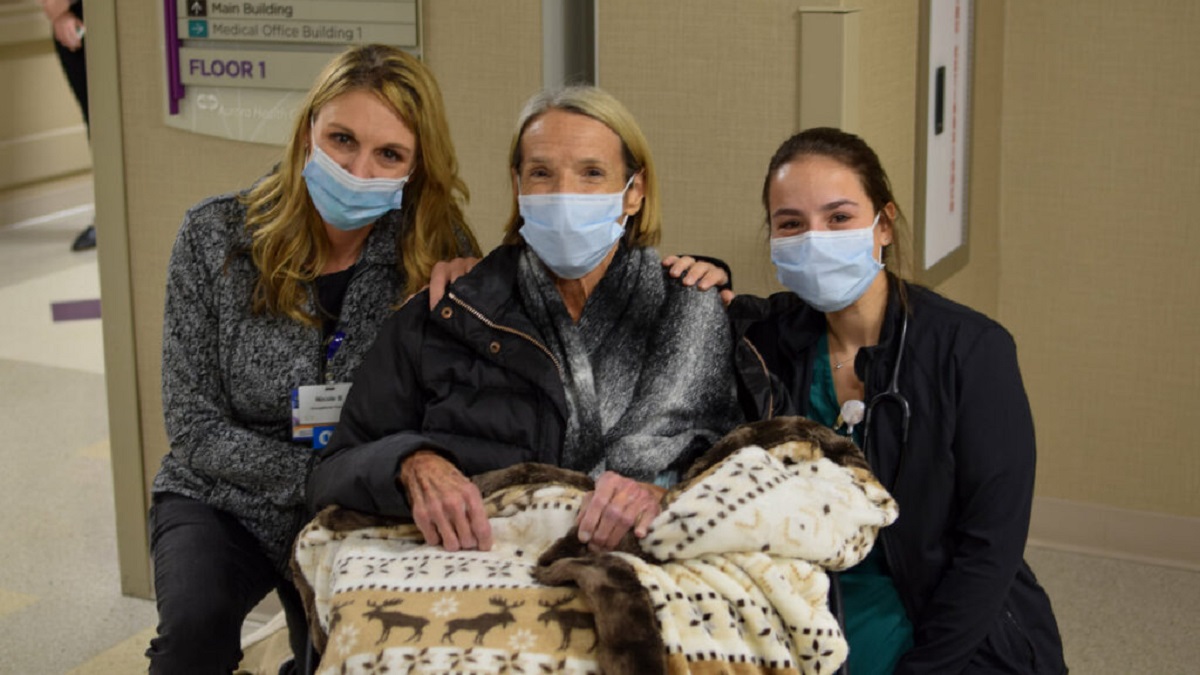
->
xmin=436 ymin=243 xmax=568 ymax=420
xmin=733 ymin=275 xmax=908 ymax=387
xmin=731 ymin=291 xmax=821 ymax=345
xmin=440 ymin=243 xmax=526 ymax=318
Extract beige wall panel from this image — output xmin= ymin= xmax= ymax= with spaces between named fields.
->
xmin=0 ymin=127 xmax=90 ymax=188
xmin=852 ymin=0 xmax=919 ymax=282
xmin=0 ymin=44 xmax=84 ymax=131
xmin=599 ymin=1 xmax=814 ymax=296
xmin=1001 ymin=1 xmax=1200 ymax=516
xmin=598 ymin=1 xmax=921 ymax=298
xmin=0 ymin=39 xmax=92 ymax=190
xmin=0 ymin=2 xmax=47 ymax=47
xmin=422 ymin=1 xmax=542 ymax=252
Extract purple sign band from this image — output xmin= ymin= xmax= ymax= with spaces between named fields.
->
xmin=165 ymin=0 xmax=182 ymax=114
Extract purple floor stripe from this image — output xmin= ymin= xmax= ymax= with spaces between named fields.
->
xmin=51 ymin=299 xmax=102 ymax=322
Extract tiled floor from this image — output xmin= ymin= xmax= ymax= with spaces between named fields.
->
xmin=1 ymin=178 xmax=1197 ymax=673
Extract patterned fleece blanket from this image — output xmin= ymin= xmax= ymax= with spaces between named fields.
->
xmin=292 ymin=418 xmax=898 ymax=674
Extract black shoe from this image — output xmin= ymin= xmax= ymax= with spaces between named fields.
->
xmin=71 ymin=225 xmax=96 ymax=251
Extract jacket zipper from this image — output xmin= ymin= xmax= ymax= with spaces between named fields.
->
xmin=447 ymin=292 xmax=564 ymax=378
xmin=1004 ymin=608 xmax=1038 ymax=670
xmin=740 ymin=336 xmax=774 ymax=420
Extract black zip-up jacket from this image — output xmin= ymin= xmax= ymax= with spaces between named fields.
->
xmin=308 ymin=244 xmax=738 ymax=518
xmin=730 ymin=278 xmax=1066 ymax=674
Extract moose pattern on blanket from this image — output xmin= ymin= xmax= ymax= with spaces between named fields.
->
xmin=293 ymin=418 xmax=899 ymax=675
xmin=295 ymin=479 xmax=605 ymax=674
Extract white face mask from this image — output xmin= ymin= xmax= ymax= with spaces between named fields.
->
xmin=516 ymin=175 xmax=636 ymax=279
xmin=770 ymin=211 xmax=884 ymax=312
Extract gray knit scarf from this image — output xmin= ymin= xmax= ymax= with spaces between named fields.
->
xmin=517 ymin=245 xmax=742 ymax=482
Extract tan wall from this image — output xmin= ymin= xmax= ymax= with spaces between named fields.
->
xmin=999 ymin=0 xmax=1200 ymax=518
xmin=423 ymin=2 xmax=542 ymax=251
xmin=0 ymin=2 xmax=90 ymax=194
xmin=598 ymin=0 xmax=921 ymax=297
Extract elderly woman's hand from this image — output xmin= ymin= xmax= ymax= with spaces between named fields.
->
xmin=576 ymin=471 xmax=666 ymax=552
xmin=662 ymin=255 xmax=735 ymax=306
xmin=398 ymin=450 xmax=493 ymax=552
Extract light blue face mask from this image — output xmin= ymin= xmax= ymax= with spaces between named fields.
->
xmin=517 ymin=175 xmax=635 ymax=279
xmin=770 ymin=211 xmax=884 ymax=312
xmin=302 ymin=141 xmax=409 ymax=232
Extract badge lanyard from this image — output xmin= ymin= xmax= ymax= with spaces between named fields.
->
xmin=324 ymin=330 xmax=347 ymax=384
xmin=292 ymin=330 xmax=351 ymax=446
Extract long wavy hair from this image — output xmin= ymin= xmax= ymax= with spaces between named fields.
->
xmin=242 ymin=44 xmax=480 ymax=325
xmin=501 ymin=86 xmax=662 ymax=247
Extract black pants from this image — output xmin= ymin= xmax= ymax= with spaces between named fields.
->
xmin=146 ymin=493 xmax=309 ymax=674
xmin=53 ymin=3 xmax=88 ymax=127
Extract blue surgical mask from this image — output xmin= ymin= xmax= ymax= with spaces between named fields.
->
xmin=302 ymin=142 xmax=408 ymax=231
xmin=770 ymin=211 xmax=884 ymax=312
xmin=517 ymin=175 xmax=635 ymax=279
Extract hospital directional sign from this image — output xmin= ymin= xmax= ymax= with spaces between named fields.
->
xmin=177 ymin=1 xmax=417 ymax=48
xmin=179 ymin=48 xmax=353 ymax=90
xmin=164 ymin=0 xmax=422 ymax=144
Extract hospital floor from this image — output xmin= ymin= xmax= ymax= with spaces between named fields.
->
xmin=1 ymin=176 xmax=1197 ymax=673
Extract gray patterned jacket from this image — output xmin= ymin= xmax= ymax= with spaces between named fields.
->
xmin=153 ymin=189 xmax=420 ymax=572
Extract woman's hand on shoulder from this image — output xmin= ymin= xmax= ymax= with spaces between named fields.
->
xmin=662 ymin=255 xmax=734 ymax=306
xmin=398 ymin=450 xmax=492 ymax=551
xmin=576 ymin=471 xmax=666 ymax=552
xmin=423 ymin=257 xmax=481 ymax=309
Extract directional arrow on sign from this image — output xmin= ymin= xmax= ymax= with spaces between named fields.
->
xmin=189 ymin=1 xmax=207 ymax=17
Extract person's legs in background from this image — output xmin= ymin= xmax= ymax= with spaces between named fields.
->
xmin=48 ymin=2 xmax=94 ymax=251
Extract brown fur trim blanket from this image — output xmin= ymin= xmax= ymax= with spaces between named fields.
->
xmin=292 ymin=418 xmax=898 ymax=674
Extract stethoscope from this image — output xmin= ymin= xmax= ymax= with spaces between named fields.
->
xmin=860 ymin=311 xmax=911 ymax=460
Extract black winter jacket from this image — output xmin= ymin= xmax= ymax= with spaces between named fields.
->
xmin=308 ymin=244 xmax=737 ymax=518
xmin=730 ymin=279 xmax=1066 ymax=675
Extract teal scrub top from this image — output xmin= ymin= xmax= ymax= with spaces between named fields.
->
xmin=811 ymin=332 xmax=914 ymax=675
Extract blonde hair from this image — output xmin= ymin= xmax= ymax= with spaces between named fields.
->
xmin=243 ymin=44 xmax=480 ymax=325
xmin=501 ymin=86 xmax=661 ymax=247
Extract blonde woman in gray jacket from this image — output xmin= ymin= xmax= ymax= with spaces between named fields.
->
xmin=147 ymin=45 xmax=479 ymax=674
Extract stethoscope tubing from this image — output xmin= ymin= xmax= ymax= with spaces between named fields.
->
xmin=861 ymin=312 xmax=911 ymax=459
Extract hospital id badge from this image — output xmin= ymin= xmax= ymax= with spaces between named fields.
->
xmin=291 ymin=383 xmax=352 ymax=444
